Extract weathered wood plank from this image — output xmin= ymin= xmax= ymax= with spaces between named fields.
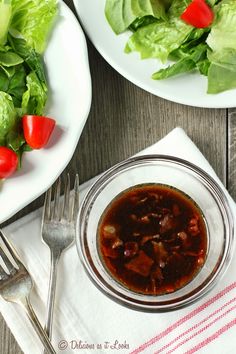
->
xmin=228 ymin=110 xmax=236 ymax=200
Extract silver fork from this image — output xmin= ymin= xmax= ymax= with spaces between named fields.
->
xmin=42 ymin=174 xmax=79 ymax=348
xmin=0 ymin=230 xmax=56 ymax=354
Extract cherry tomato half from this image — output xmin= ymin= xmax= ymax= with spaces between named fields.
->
xmin=181 ymin=0 xmax=214 ymax=28
xmin=22 ymin=115 xmax=56 ymax=149
xmin=0 ymin=146 xmax=18 ymax=179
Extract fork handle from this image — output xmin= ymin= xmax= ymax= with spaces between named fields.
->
xmin=19 ymin=297 xmax=56 ymax=354
xmin=44 ymin=249 xmax=61 ymax=348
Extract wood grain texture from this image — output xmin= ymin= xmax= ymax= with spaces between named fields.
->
xmin=228 ymin=110 xmax=236 ymax=200
xmin=0 ymin=0 xmax=229 ymax=353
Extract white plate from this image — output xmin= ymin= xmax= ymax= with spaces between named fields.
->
xmin=0 ymin=1 xmax=92 ymax=224
xmin=73 ymin=0 xmax=236 ymax=108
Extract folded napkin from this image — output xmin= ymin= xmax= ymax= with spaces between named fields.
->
xmin=1 ymin=127 xmax=236 ymax=354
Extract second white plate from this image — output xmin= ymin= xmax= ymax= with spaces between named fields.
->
xmin=73 ymin=0 xmax=236 ymax=108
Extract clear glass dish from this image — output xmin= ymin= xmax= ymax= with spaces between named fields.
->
xmin=76 ymin=155 xmax=234 ymax=311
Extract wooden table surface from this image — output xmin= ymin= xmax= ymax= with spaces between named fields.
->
xmin=1 ymin=1 xmax=236 ymax=353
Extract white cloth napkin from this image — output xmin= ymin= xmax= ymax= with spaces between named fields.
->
xmin=1 ymin=127 xmax=236 ymax=354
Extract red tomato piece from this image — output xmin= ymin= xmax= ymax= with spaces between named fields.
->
xmin=0 ymin=146 xmax=18 ymax=179
xmin=181 ymin=0 xmax=214 ymax=28
xmin=22 ymin=115 xmax=56 ymax=149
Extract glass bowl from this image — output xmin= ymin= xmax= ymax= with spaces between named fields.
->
xmin=76 ymin=155 xmax=234 ymax=311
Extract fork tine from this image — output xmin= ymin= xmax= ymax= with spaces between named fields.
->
xmin=0 ymin=231 xmax=21 ymax=269
xmin=0 ymin=264 xmax=8 ymax=278
xmin=43 ymin=187 xmax=52 ymax=221
xmin=0 ymin=246 xmax=14 ymax=273
xmin=61 ymin=174 xmax=70 ymax=220
xmin=52 ymin=177 xmax=61 ymax=220
xmin=71 ymin=174 xmax=80 ymax=221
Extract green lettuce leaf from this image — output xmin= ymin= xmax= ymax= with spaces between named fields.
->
xmin=0 ymin=2 xmax=12 ymax=45
xmin=7 ymin=65 xmax=27 ymax=107
xmin=152 ymin=43 xmax=208 ymax=80
xmin=207 ymin=0 xmax=218 ymax=5
xmin=0 ymin=51 xmax=23 ymax=66
xmin=207 ymin=48 xmax=236 ymax=93
xmin=10 ymin=0 xmax=58 ymax=53
xmin=6 ymin=129 xmax=25 ymax=153
xmin=105 ymin=0 xmax=167 ymax=34
xmin=170 ymin=29 xmax=208 ymax=61
xmin=0 ymin=59 xmax=27 ymax=108
xmin=0 ymin=64 xmax=15 ymax=78
xmin=0 ymin=68 xmax=9 ymax=92
xmin=21 ymin=71 xmax=47 ymax=116
xmin=197 ymin=58 xmax=210 ymax=76
xmin=125 ymin=0 xmax=193 ymax=62
xmin=0 ymin=91 xmax=17 ymax=145
xmin=8 ymin=35 xmax=47 ymax=85
xmin=129 ymin=15 xmax=158 ymax=32
xmin=152 ymin=58 xmax=196 ymax=79
xmin=207 ymin=0 xmax=236 ymax=53
xmin=5 ymin=120 xmax=28 ymax=168
xmin=206 ymin=0 xmax=236 ymax=93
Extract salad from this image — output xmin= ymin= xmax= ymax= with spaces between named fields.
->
xmin=105 ymin=0 xmax=236 ymax=95
xmin=0 ymin=0 xmax=57 ymax=179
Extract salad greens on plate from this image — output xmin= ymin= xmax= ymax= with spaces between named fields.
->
xmin=0 ymin=0 xmax=57 ymax=179
xmin=105 ymin=0 xmax=236 ymax=94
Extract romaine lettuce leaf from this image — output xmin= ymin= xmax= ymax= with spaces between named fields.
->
xmin=129 ymin=16 xmax=158 ymax=32
xmin=0 ymin=68 xmax=9 ymax=92
xmin=169 ymin=29 xmax=208 ymax=61
xmin=125 ymin=0 xmax=193 ymax=62
xmin=207 ymin=0 xmax=236 ymax=52
xmin=7 ymin=65 xmax=27 ymax=107
xmin=0 ymin=63 xmax=26 ymax=107
xmin=197 ymin=58 xmax=210 ymax=76
xmin=206 ymin=0 xmax=236 ymax=93
xmin=21 ymin=71 xmax=47 ymax=116
xmin=105 ymin=0 xmax=167 ymax=34
xmin=10 ymin=0 xmax=58 ymax=53
xmin=8 ymin=35 xmax=47 ymax=85
xmin=152 ymin=58 xmax=196 ymax=79
xmin=0 ymin=91 xmax=17 ymax=145
xmin=207 ymin=48 xmax=236 ymax=93
xmin=0 ymin=2 xmax=12 ymax=45
xmin=0 ymin=51 xmax=23 ymax=67
xmin=152 ymin=43 xmax=208 ymax=80
xmin=207 ymin=0 xmax=218 ymax=5
xmin=6 ymin=129 xmax=25 ymax=154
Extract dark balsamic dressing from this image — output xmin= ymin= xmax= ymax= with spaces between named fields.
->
xmin=98 ymin=184 xmax=207 ymax=295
